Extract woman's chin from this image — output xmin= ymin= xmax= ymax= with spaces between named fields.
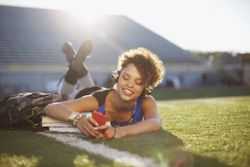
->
xmin=120 ymin=93 xmax=138 ymax=102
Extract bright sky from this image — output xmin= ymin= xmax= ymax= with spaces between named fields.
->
xmin=0 ymin=0 xmax=249 ymax=52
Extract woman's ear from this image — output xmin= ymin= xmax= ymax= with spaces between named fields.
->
xmin=113 ymin=83 xmax=117 ymax=90
xmin=114 ymin=70 xmax=121 ymax=83
xmin=147 ymin=85 xmax=153 ymax=94
xmin=144 ymin=84 xmax=153 ymax=95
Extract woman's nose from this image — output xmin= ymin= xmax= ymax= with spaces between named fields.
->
xmin=127 ymin=80 xmax=133 ymax=88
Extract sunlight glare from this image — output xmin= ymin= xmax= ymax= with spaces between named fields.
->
xmin=71 ymin=10 xmax=102 ymax=26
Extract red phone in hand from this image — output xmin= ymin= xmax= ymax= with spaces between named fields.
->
xmin=92 ymin=111 xmax=110 ymax=139
xmin=92 ymin=111 xmax=108 ymax=126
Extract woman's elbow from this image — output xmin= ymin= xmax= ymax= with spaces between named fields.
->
xmin=43 ymin=103 xmax=56 ymax=116
xmin=155 ymin=122 xmax=162 ymax=131
xmin=151 ymin=119 xmax=162 ymax=131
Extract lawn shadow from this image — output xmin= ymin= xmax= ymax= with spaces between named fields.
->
xmin=88 ymin=129 xmax=232 ymax=167
xmin=0 ymin=130 xmax=120 ymax=167
xmin=191 ymin=153 xmax=233 ymax=167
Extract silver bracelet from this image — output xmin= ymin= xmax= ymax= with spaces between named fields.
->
xmin=67 ymin=112 xmax=84 ymax=126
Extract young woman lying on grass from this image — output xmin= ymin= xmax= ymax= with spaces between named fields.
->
xmin=44 ymin=40 xmax=165 ymax=140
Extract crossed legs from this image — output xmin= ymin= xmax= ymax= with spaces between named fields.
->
xmin=58 ymin=41 xmax=95 ymax=99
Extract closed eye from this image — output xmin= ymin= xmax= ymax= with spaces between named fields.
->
xmin=135 ymin=79 xmax=143 ymax=85
xmin=122 ymin=74 xmax=129 ymax=80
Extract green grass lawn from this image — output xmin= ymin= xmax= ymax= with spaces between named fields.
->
xmin=157 ymin=96 xmax=250 ymax=167
xmin=1 ymin=95 xmax=250 ymax=167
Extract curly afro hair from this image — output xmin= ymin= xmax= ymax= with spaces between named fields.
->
xmin=113 ymin=47 xmax=166 ymax=96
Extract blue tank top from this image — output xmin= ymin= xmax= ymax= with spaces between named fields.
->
xmin=97 ymin=97 xmax=144 ymax=126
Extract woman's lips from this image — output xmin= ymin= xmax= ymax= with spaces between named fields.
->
xmin=122 ymin=88 xmax=133 ymax=96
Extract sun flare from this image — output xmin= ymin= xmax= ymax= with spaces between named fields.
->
xmin=70 ymin=9 xmax=102 ymax=26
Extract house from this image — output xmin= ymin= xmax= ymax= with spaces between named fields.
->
xmin=0 ymin=5 xmax=203 ymax=93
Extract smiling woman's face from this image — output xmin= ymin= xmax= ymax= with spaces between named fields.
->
xmin=117 ymin=63 xmax=146 ymax=101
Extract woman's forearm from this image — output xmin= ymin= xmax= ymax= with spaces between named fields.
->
xmin=43 ymin=103 xmax=72 ymax=122
xmin=116 ymin=118 xmax=162 ymax=138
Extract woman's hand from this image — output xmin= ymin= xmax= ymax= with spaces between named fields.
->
xmin=110 ymin=127 xmax=126 ymax=139
xmin=96 ymin=126 xmax=126 ymax=139
xmin=104 ymin=126 xmax=116 ymax=140
xmin=94 ymin=125 xmax=116 ymax=140
xmin=76 ymin=116 xmax=103 ymax=139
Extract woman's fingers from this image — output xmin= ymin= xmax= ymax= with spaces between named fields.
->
xmin=76 ymin=117 xmax=102 ymax=138
xmin=76 ymin=123 xmax=92 ymax=137
xmin=102 ymin=126 xmax=116 ymax=140
xmin=85 ymin=116 xmax=104 ymax=138
xmin=94 ymin=125 xmax=109 ymax=131
xmin=87 ymin=117 xmax=99 ymax=126
xmin=84 ymin=122 xmax=103 ymax=137
xmin=83 ymin=126 xmax=98 ymax=137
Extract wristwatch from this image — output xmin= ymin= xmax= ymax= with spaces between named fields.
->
xmin=67 ymin=112 xmax=84 ymax=126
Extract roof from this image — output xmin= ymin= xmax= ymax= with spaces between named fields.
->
xmin=0 ymin=5 xmax=201 ymax=65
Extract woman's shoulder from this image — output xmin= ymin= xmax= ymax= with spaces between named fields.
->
xmin=92 ymin=88 xmax=113 ymax=106
xmin=140 ymin=95 xmax=157 ymax=107
xmin=141 ymin=94 xmax=156 ymax=102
